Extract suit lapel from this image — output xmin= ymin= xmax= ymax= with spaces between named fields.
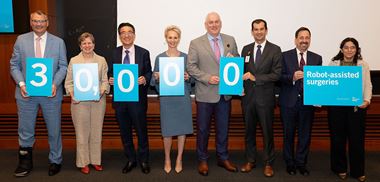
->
xmin=116 ymin=46 xmax=123 ymax=64
xmin=291 ymin=49 xmax=299 ymax=70
xmin=306 ymin=51 xmax=315 ymax=65
xmin=201 ymin=34 xmax=219 ymax=64
xmin=44 ymin=33 xmax=51 ymax=58
xmin=134 ymin=45 xmax=142 ymax=75
xmin=246 ymin=43 xmax=256 ymax=72
xmin=27 ymin=32 xmax=35 ymax=58
xmin=221 ymin=34 xmax=229 ymax=56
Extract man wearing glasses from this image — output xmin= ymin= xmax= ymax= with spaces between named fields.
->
xmin=10 ymin=10 xmax=67 ymax=177
xmin=107 ymin=23 xmax=152 ymax=174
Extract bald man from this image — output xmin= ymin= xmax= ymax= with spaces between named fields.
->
xmin=187 ymin=12 xmax=239 ymax=176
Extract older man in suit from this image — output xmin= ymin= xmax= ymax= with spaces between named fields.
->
xmin=187 ymin=12 xmax=239 ymax=176
xmin=240 ymin=19 xmax=282 ymax=177
xmin=279 ymin=27 xmax=322 ymax=176
xmin=108 ymin=22 xmax=152 ymax=174
xmin=10 ymin=10 xmax=67 ymax=177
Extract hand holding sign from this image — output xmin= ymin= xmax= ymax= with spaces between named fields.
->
xmin=208 ymin=75 xmax=220 ymax=85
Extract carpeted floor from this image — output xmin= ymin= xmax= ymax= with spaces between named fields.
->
xmin=0 ymin=149 xmax=378 ymax=182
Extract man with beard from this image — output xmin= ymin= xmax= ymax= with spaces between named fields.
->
xmin=279 ymin=27 xmax=322 ymax=176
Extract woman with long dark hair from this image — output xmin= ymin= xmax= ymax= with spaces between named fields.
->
xmin=328 ymin=37 xmax=372 ymax=182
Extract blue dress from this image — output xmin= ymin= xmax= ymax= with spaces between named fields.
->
xmin=152 ymin=52 xmax=193 ymax=137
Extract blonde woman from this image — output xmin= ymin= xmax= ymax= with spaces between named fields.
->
xmin=151 ymin=25 xmax=193 ymax=174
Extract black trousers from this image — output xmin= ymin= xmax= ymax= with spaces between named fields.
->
xmin=115 ymin=102 xmax=149 ymax=163
xmin=242 ymin=96 xmax=275 ymax=165
xmin=281 ymin=98 xmax=315 ymax=167
xmin=328 ymin=106 xmax=366 ymax=178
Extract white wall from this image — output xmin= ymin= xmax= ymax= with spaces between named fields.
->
xmin=118 ymin=0 xmax=380 ymax=69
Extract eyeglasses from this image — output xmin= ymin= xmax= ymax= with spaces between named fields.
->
xmin=31 ymin=19 xmax=48 ymax=24
xmin=120 ymin=31 xmax=135 ymax=37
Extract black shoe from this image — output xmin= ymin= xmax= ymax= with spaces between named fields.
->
xmin=122 ymin=161 xmax=137 ymax=173
xmin=297 ymin=166 xmax=310 ymax=176
xmin=14 ymin=147 xmax=33 ymax=177
xmin=286 ymin=166 xmax=296 ymax=175
xmin=140 ymin=162 xmax=150 ymax=174
xmin=48 ymin=163 xmax=61 ymax=176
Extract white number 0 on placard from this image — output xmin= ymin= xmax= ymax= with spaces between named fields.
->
xmin=30 ymin=63 xmax=47 ymax=87
xmin=163 ymin=63 xmax=180 ymax=86
xmin=223 ymin=62 xmax=239 ymax=86
xmin=75 ymin=69 xmax=93 ymax=92
xmin=118 ymin=70 xmax=134 ymax=92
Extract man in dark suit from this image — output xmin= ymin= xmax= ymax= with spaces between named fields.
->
xmin=10 ymin=10 xmax=67 ymax=177
xmin=240 ymin=19 xmax=282 ymax=177
xmin=108 ymin=23 xmax=152 ymax=174
xmin=187 ymin=12 xmax=240 ymax=176
xmin=279 ymin=27 xmax=322 ymax=176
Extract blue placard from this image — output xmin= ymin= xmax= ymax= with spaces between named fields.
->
xmin=304 ymin=66 xmax=363 ymax=106
xmin=113 ymin=64 xmax=139 ymax=102
xmin=26 ymin=57 xmax=53 ymax=96
xmin=73 ymin=63 xmax=100 ymax=101
xmin=0 ymin=0 xmax=14 ymax=33
xmin=219 ymin=57 xmax=244 ymax=95
xmin=159 ymin=57 xmax=184 ymax=96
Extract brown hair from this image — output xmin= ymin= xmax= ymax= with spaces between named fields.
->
xmin=78 ymin=32 xmax=95 ymax=46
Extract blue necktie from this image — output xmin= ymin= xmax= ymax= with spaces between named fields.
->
xmin=123 ymin=50 xmax=130 ymax=64
xmin=255 ymin=44 xmax=262 ymax=64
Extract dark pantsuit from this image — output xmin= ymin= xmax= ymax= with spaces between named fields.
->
xmin=281 ymin=97 xmax=314 ymax=167
xmin=196 ymin=97 xmax=230 ymax=161
xmin=328 ymin=106 xmax=365 ymax=178
xmin=115 ymin=102 xmax=149 ymax=163
xmin=242 ymin=95 xmax=275 ymax=165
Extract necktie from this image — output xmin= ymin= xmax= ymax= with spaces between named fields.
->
xmin=213 ymin=38 xmax=221 ymax=62
xmin=35 ymin=37 xmax=42 ymax=58
xmin=255 ymin=44 xmax=262 ymax=64
xmin=299 ymin=52 xmax=306 ymax=93
xmin=300 ymin=52 xmax=306 ymax=71
xmin=123 ymin=50 xmax=130 ymax=64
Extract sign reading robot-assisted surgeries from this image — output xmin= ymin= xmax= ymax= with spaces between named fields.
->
xmin=219 ymin=57 xmax=243 ymax=95
xmin=304 ymin=66 xmax=362 ymax=106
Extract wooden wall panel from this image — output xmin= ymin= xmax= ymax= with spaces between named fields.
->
xmin=1 ymin=97 xmax=380 ymax=151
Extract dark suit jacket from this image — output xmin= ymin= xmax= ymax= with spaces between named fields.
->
xmin=241 ymin=41 xmax=282 ymax=107
xmin=279 ymin=48 xmax=322 ymax=107
xmin=108 ymin=45 xmax=152 ymax=110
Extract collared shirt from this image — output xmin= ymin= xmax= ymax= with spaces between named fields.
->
xmin=296 ymin=48 xmax=308 ymax=66
xmin=122 ymin=45 xmax=135 ymax=64
xmin=207 ymin=33 xmax=224 ymax=57
xmin=253 ymin=40 xmax=267 ymax=61
xmin=33 ymin=32 xmax=47 ymax=58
